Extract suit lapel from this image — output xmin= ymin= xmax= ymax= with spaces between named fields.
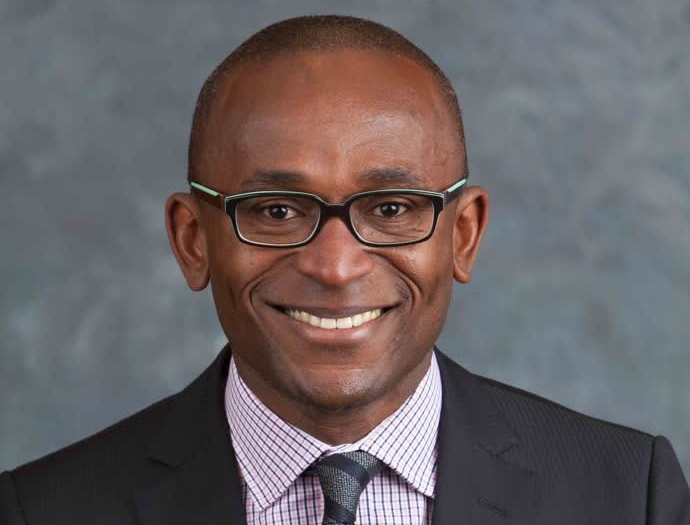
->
xmin=432 ymin=351 xmax=540 ymax=525
xmin=134 ymin=344 xmax=247 ymax=525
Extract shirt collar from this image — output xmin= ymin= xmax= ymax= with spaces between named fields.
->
xmin=225 ymin=353 xmax=442 ymax=510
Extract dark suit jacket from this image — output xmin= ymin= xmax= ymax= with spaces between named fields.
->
xmin=1 ymin=346 xmax=689 ymax=524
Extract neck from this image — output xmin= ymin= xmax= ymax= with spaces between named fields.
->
xmin=234 ymin=352 xmax=432 ymax=445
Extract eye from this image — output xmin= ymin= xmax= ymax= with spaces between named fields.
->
xmin=261 ymin=204 xmax=298 ymax=220
xmin=374 ymin=201 xmax=408 ymax=217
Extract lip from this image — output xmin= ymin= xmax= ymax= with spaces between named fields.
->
xmin=269 ymin=304 xmax=397 ymax=319
xmin=265 ymin=302 xmax=398 ymax=342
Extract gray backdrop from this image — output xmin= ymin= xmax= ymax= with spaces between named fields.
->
xmin=1 ymin=0 xmax=688 ymax=478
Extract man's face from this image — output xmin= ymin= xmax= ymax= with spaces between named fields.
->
xmin=194 ymin=50 xmax=467 ymax=415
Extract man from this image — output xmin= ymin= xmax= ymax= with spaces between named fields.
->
xmin=1 ymin=14 xmax=688 ymax=525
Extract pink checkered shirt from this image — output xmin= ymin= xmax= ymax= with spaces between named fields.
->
xmin=224 ymin=353 xmax=442 ymax=525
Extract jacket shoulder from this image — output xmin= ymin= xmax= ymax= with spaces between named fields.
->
xmin=436 ymin=350 xmax=654 ymax=447
xmin=465 ymin=366 xmax=690 ymax=523
xmin=14 ymin=392 xmax=177 ymax=477
xmin=6 ymin=392 xmax=179 ymax=524
xmin=467 ymin=365 xmax=658 ymax=505
xmin=4 ymin=347 xmax=230 ymax=525
xmin=436 ymin=350 xmax=658 ymax=505
xmin=477 ymin=371 xmax=654 ymax=443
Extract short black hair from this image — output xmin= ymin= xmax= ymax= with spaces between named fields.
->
xmin=188 ymin=15 xmax=466 ymax=182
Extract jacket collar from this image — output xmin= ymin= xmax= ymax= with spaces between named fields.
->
xmin=432 ymin=350 xmax=540 ymax=525
xmin=134 ymin=345 xmax=539 ymax=525
xmin=135 ymin=343 xmax=247 ymax=525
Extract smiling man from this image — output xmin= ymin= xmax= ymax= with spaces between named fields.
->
xmin=1 ymin=15 xmax=688 ymax=525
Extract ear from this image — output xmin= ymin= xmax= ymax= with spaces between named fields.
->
xmin=165 ymin=192 xmax=210 ymax=291
xmin=452 ymin=186 xmax=490 ymax=283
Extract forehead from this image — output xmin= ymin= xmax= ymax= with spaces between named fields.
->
xmin=199 ymin=49 xmax=461 ymax=193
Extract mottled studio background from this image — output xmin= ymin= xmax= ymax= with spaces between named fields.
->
xmin=1 ymin=0 xmax=688 ymax=477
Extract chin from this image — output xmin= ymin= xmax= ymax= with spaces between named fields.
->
xmin=293 ymin=368 xmax=385 ymax=412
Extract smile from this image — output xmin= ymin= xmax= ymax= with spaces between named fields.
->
xmin=285 ymin=308 xmax=383 ymax=329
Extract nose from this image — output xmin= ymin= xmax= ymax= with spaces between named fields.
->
xmin=293 ymin=216 xmax=375 ymax=286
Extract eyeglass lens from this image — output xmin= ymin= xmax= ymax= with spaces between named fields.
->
xmin=234 ymin=193 xmax=435 ymax=245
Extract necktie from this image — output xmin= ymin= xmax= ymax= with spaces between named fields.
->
xmin=312 ymin=450 xmax=384 ymax=525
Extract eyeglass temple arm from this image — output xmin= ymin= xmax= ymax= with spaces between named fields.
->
xmin=190 ymin=182 xmax=225 ymax=210
xmin=443 ymin=177 xmax=468 ymax=205
xmin=190 ymin=178 xmax=468 ymax=209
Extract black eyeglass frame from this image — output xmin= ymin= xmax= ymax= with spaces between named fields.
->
xmin=189 ymin=176 xmax=468 ymax=248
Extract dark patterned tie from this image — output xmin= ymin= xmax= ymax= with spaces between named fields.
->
xmin=312 ymin=450 xmax=385 ymax=525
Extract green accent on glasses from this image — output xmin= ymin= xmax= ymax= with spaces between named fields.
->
xmin=189 ymin=176 xmax=467 ymax=248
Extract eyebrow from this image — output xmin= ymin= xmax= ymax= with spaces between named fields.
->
xmin=239 ymin=167 xmax=426 ymax=192
xmin=358 ymin=167 xmax=426 ymax=188
xmin=238 ymin=170 xmax=307 ymax=191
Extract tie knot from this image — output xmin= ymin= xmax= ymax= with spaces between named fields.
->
xmin=312 ymin=451 xmax=384 ymax=525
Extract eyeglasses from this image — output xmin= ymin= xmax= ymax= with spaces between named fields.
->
xmin=189 ymin=176 xmax=467 ymax=248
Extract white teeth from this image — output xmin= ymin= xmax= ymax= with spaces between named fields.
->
xmin=286 ymin=308 xmax=383 ymax=329
xmin=320 ymin=318 xmax=337 ymax=329
xmin=336 ymin=317 xmax=353 ymax=329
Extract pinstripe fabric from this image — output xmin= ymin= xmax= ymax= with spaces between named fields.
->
xmin=225 ymin=354 xmax=442 ymax=525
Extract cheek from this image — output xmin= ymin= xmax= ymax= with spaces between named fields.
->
xmin=395 ymin=236 xmax=454 ymax=302
xmin=206 ymin=226 xmax=273 ymax=320
xmin=426 ymin=229 xmax=456 ymax=302
xmin=392 ymin=236 xmax=455 ymax=344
